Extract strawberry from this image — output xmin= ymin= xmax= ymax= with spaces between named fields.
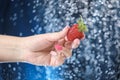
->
xmin=67 ymin=16 xmax=88 ymax=41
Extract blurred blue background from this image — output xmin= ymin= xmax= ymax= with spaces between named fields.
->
xmin=0 ymin=0 xmax=120 ymax=80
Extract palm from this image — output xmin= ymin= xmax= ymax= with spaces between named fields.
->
xmin=23 ymin=35 xmax=65 ymax=66
xmin=21 ymin=27 xmax=79 ymax=66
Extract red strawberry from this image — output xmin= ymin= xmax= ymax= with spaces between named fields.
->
xmin=67 ymin=17 xmax=88 ymax=41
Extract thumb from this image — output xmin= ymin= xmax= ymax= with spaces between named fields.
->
xmin=47 ymin=26 xmax=69 ymax=41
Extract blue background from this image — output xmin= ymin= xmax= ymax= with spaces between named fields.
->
xmin=0 ymin=0 xmax=120 ymax=80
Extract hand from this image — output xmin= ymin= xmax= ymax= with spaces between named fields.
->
xmin=20 ymin=27 xmax=80 ymax=66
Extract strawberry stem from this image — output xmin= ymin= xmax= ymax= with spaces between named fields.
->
xmin=77 ymin=16 xmax=88 ymax=32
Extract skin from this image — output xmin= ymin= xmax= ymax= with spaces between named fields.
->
xmin=0 ymin=27 xmax=80 ymax=66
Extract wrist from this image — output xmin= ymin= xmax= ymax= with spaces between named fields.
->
xmin=0 ymin=35 xmax=24 ymax=62
xmin=17 ymin=37 xmax=27 ymax=62
xmin=15 ymin=38 xmax=22 ymax=62
xmin=18 ymin=37 xmax=32 ymax=63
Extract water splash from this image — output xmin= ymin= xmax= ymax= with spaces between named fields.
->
xmin=1 ymin=0 xmax=119 ymax=80
xmin=41 ymin=0 xmax=120 ymax=80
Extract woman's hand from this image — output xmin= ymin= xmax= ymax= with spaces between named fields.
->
xmin=0 ymin=27 xmax=80 ymax=66
xmin=20 ymin=27 xmax=80 ymax=66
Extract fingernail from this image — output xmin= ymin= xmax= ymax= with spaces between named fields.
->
xmin=55 ymin=44 xmax=63 ymax=51
xmin=65 ymin=36 xmax=68 ymax=41
xmin=77 ymin=41 xmax=80 ymax=45
xmin=72 ymin=44 xmax=76 ymax=49
xmin=63 ymin=26 xmax=70 ymax=31
xmin=72 ymin=44 xmax=79 ymax=49
xmin=72 ymin=40 xmax=80 ymax=49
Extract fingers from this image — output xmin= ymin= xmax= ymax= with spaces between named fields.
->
xmin=50 ymin=45 xmax=72 ymax=66
xmin=63 ymin=38 xmax=80 ymax=50
xmin=71 ymin=39 xmax=80 ymax=49
xmin=55 ymin=52 xmax=66 ymax=66
xmin=61 ymin=47 xmax=72 ymax=58
xmin=57 ymin=38 xmax=80 ymax=50
xmin=64 ymin=41 xmax=72 ymax=49
xmin=57 ymin=38 xmax=65 ymax=46
xmin=47 ymin=26 xmax=70 ymax=41
xmin=50 ymin=51 xmax=66 ymax=66
xmin=49 ymin=38 xmax=80 ymax=67
xmin=54 ymin=44 xmax=72 ymax=58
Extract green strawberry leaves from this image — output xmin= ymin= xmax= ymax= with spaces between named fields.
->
xmin=77 ymin=16 xmax=88 ymax=32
